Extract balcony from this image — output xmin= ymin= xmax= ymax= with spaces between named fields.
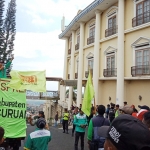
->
xmin=132 ymin=11 xmax=150 ymax=27
xmin=85 ymin=69 xmax=93 ymax=78
xmin=68 ymin=49 xmax=71 ymax=55
xmin=68 ymin=74 xmax=70 ymax=79
xmin=87 ymin=36 xmax=95 ymax=45
xmin=131 ymin=65 xmax=150 ymax=77
xmin=105 ymin=25 xmax=118 ymax=37
xmin=75 ymin=73 xmax=78 ymax=79
xmin=75 ymin=43 xmax=79 ymax=51
xmin=103 ymin=68 xmax=117 ymax=77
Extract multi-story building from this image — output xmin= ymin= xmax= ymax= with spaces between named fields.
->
xmin=59 ymin=0 xmax=150 ymax=109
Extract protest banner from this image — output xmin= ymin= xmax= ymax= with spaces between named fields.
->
xmin=8 ymin=70 xmax=46 ymax=92
xmin=0 ymin=79 xmax=26 ymax=138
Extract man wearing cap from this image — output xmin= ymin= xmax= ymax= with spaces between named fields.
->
xmin=137 ymin=105 xmax=149 ymax=121
xmin=120 ymin=105 xmax=133 ymax=115
xmin=88 ymin=105 xmax=110 ymax=150
xmin=24 ymin=118 xmax=51 ymax=150
xmin=98 ymin=114 xmax=150 ymax=150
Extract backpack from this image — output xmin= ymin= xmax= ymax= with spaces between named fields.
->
xmin=89 ymin=118 xmax=106 ymax=150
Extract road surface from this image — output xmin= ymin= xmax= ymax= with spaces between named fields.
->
xmin=20 ymin=124 xmax=89 ymax=150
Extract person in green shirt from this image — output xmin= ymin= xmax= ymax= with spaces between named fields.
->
xmin=63 ymin=108 xmax=69 ymax=134
xmin=74 ymin=108 xmax=87 ymax=150
xmin=115 ymin=104 xmax=120 ymax=118
xmin=24 ymin=118 xmax=51 ymax=150
xmin=0 ymin=56 xmax=14 ymax=78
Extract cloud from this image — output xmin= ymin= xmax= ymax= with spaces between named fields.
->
xmin=13 ymin=31 xmax=65 ymax=78
xmin=16 ymin=0 xmax=94 ymax=26
xmin=10 ymin=0 xmax=94 ymax=90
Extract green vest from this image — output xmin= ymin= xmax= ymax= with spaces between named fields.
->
xmin=63 ymin=113 xmax=69 ymax=120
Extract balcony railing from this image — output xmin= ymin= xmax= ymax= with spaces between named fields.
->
xmin=132 ymin=10 xmax=150 ymax=27
xmin=131 ymin=65 xmax=150 ymax=77
xmin=68 ymin=74 xmax=70 ymax=79
xmin=68 ymin=49 xmax=71 ymax=55
xmin=103 ymin=68 xmax=117 ymax=77
xmin=105 ymin=25 xmax=118 ymax=37
xmin=75 ymin=73 xmax=78 ymax=79
xmin=85 ymin=69 xmax=93 ymax=78
xmin=87 ymin=36 xmax=95 ymax=45
xmin=75 ymin=43 xmax=79 ymax=51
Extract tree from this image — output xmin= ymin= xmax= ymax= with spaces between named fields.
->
xmin=0 ymin=0 xmax=16 ymax=75
xmin=0 ymin=0 xmax=5 ymax=50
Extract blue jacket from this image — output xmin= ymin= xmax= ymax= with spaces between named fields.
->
xmin=73 ymin=113 xmax=87 ymax=132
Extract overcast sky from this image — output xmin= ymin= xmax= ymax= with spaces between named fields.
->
xmin=4 ymin=0 xmax=94 ymax=90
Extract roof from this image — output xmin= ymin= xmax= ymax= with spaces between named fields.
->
xmin=58 ymin=0 xmax=104 ymax=39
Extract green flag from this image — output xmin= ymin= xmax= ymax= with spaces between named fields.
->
xmin=8 ymin=70 xmax=46 ymax=92
xmin=0 ymin=79 xmax=26 ymax=138
xmin=82 ymin=71 xmax=94 ymax=116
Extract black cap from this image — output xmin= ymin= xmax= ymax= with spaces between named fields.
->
xmin=39 ymin=111 xmax=44 ymax=116
xmin=138 ymin=105 xmax=150 ymax=111
xmin=36 ymin=118 xmax=46 ymax=129
xmin=98 ymin=115 xmax=150 ymax=150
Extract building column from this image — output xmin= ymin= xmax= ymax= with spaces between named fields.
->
xmin=116 ymin=0 xmax=125 ymax=105
xmin=61 ymin=38 xmax=68 ymax=104
xmin=93 ymin=10 xmax=101 ymax=105
xmin=77 ymin=22 xmax=85 ymax=107
xmin=69 ymin=31 xmax=75 ymax=110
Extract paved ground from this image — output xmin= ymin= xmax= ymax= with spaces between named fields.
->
xmin=20 ymin=124 xmax=89 ymax=150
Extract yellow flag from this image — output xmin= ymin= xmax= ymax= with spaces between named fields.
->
xmin=8 ymin=70 xmax=46 ymax=92
xmin=82 ymin=71 xmax=95 ymax=116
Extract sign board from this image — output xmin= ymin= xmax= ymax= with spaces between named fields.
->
xmin=0 ymin=79 xmax=26 ymax=138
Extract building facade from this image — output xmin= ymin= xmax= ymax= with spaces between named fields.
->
xmin=59 ymin=0 xmax=150 ymax=109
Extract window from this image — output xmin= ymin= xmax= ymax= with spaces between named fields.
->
xmin=69 ymin=36 xmax=72 ymax=49
xmin=88 ymin=57 xmax=94 ymax=70
xmin=77 ymin=34 xmax=80 ymax=44
xmin=68 ymin=36 xmax=72 ymax=54
xmin=107 ymin=55 xmax=115 ymax=69
xmin=105 ymin=16 xmax=117 ymax=37
xmin=86 ymin=52 xmax=94 ymax=78
xmin=105 ymin=6 xmax=118 ymax=37
xmin=89 ymin=25 xmax=95 ymax=38
xmin=133 ymin=0 xmax=150 ymax=26
xmin=87 ymin=21 xmax=95 ymax=45
xmin=131 ymin=37 xmax=150 ymax=76
xmin=75 ymin=31 xmax=80 ymax=50
xmin=108 ymin=16 xmax=116 ymax=29
xmin=104 ymin=46 xmax=117 ymax=77
xmin=105 ymin=54 xmax=116 ymax=76
xmin=135 ymin=49 xmax=150 ymax=74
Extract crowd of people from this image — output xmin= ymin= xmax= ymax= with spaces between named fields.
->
xmin=61 ymin=102 xmax=150 ymax=150
xmin=0 ymin=102 xmax=150 ymax=150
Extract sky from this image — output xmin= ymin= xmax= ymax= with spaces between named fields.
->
xmin=4 ymin=0 xmax=94 ymax=90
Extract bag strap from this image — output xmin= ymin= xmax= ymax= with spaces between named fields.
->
xmin=101 ymin=118 xmax=105 ymax=126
